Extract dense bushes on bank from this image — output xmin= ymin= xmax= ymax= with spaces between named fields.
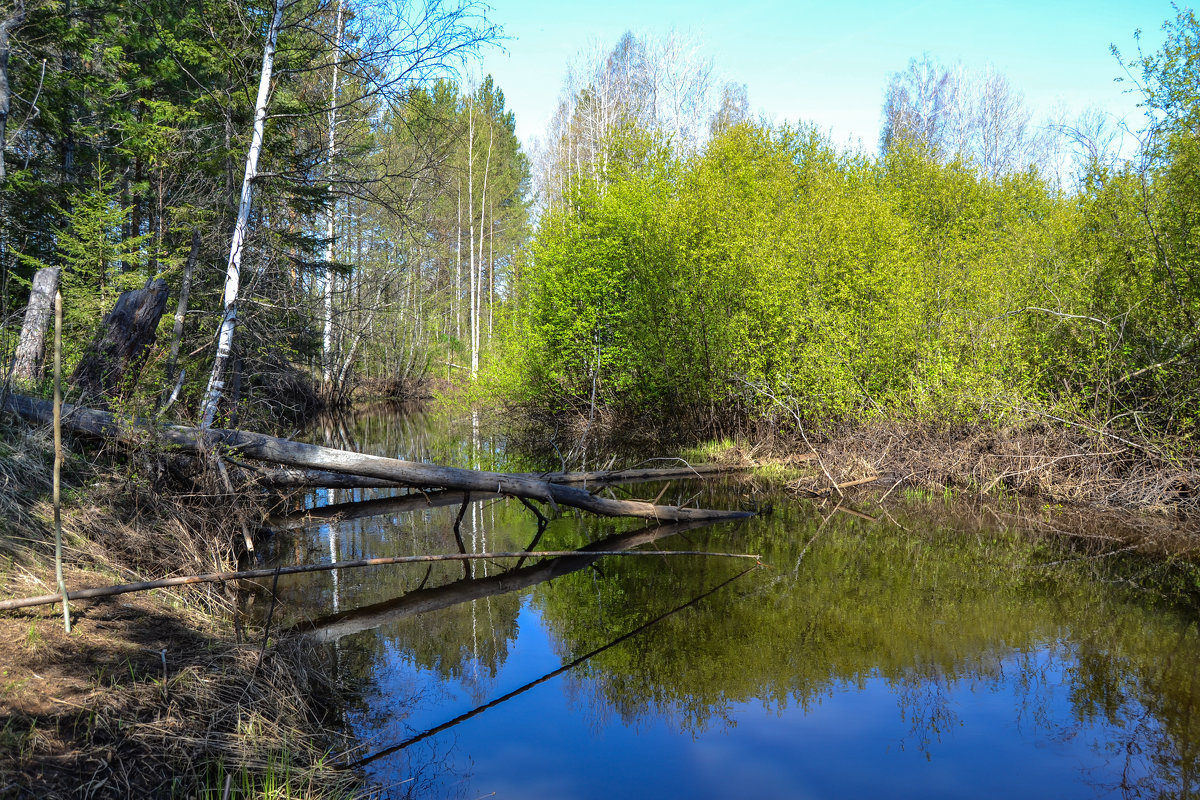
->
xmin=497 ymin=14 xmax=1200 ymax=450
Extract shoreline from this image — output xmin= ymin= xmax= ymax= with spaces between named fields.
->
xmin=502 ymin=404 xmax=1200 ymax=517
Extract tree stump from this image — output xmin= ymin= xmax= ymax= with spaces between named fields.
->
xmin=11 ymin=266 xmax=61 ymax=385
xmin=70 ymin=278 xmax=169 ymax=406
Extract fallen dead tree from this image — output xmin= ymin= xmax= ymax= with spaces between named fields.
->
xmin=0 ymin=547 xmax=760 ymax=612
xmin=3 ymin=394 xmax=752 ymax=524
xmin=261 ymin=463 xmax=755 ymax=531
xmin=249 ymin=461 xmax=749 ymax=489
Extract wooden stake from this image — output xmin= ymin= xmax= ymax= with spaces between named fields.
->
xmin=53 ymin=288 xmax=70 ymax=633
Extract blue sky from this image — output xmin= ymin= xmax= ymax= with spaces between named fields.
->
xmin=473 ymin=0 xmax=1180 ymax=152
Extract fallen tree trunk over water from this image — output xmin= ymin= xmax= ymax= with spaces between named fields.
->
xmin=0 ymin=547 xmax=759 ymax=612
xmin=3 ymin=394 xmax=752 ymax=524
xmin=250 ymin=461 xmax=752 ymax=490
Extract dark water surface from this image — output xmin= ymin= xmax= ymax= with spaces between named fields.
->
xmin=263 ymin=407 xmax=1200 ymax=799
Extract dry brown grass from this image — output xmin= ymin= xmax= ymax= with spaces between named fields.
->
xmin=0 ymin=594 xmax=355 ymax=799
xmin=502 ymin=402 xmax=1199 ymax=516
xmin=0 ymin=416 xmax=356 ymax=799
xmin=801 ymin=416 xmax=1199 ymax=513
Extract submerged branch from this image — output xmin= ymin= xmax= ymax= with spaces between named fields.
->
xmin=0 ymin=549 xmax=760 ymax=612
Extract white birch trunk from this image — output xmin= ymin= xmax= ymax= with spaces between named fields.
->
xmin=455 ymin=179 xmax=461 ymax=340
xmin=487 ymin=217 xmax=492 ymax=343
xmin=467 ymin=94 xmax=476 ymax=380
xmin=473 ymin=122 xmax=492 ymax=377
xmin=322 ymin=0 xmax=343 ymax=388
xmin=200 ymin=0 xmax=286 ymax=428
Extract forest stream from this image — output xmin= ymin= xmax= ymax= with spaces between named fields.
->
xmin=257 ymin=405 xmax=1200 ymax=800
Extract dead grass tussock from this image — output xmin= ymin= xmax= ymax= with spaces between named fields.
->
xmin=0 ymin=422 xmax=54 ymax=563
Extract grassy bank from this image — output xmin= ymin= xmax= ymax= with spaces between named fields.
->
xmin=501 ymin=401 xmax=1199 ymax=518
xmin=0 ymin=417 xmax=356 ymax=799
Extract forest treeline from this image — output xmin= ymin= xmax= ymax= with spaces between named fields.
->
xmin=0 ymin=0 xmax=526 ymax=420
xmin=1 ymin=0 xmax=1198 ymax=451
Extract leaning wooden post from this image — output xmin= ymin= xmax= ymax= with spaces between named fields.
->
xmin=53 ymin=288 xmax=70 ymax=633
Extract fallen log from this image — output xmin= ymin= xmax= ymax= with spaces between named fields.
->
xmin=251 ymin=467 xmax=399 ymax=490
xmin=261 ymin=462 xmax=756 ymax=531
xmin=3 ymin=394 xmax=752 ymax=523
xmin=249 ymin=461 xmax=756 ymax=490
xmin=0 ymin=547 xmax=760 ymax=612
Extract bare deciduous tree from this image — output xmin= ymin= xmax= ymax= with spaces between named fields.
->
xmin=534 ymin=29 xmax=717 ymax=215
xmin=881 ymin=55 xmax=1049 ymax=179
xmin=710 ymin=81 xmax=749 ymax=137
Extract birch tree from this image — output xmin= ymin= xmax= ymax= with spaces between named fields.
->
xmin=200 ymin=0 xmax=498 ymax=422
xmin=322 ymin=0 xmax=344 ymax=390
xmin=533 ymin=30 xmax=716 ymax=215
xmin=880 ymin=55 xmax=1048 ymax=179
xmin=199 ymin=0 xmax=286 ymax=428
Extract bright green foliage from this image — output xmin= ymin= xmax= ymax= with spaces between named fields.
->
xmin=507 ymin=122 xmax=1070 ymax=427
xmin=347 ymin=76 xmax=530 ymax=392
xmin=499 ymin=11 xmax=1200 ymax=445
xmin=16 ymin=164 xmax=151 ymax=365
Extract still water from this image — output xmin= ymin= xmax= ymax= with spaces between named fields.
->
xmin=262 ymin=406 xmax=1200 ymax=799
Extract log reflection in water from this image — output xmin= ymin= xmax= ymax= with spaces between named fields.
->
xmin=291 ymin=519 xmax=717 ymax=643
xmin=264 ymin=488 xmax=500 ymax=532
xmin=340 ymin=565 xmax=759 ymax=770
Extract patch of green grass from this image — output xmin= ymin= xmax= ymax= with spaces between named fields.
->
xmin=751 ymin=462 xmax=808 ymax=483
xmin=196 ymin=750 xmax=359 ymax=800
xmin=902 ymin=487 xmax=934 ymax=504
xmin=680 ymin=438 xmax=736 ymax=463
xmin=23 ymin=624 xmax=44 ymax=653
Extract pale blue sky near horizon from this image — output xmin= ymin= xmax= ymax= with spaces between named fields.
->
xmin=471 ymin=0 xmax=1182 ymax=153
